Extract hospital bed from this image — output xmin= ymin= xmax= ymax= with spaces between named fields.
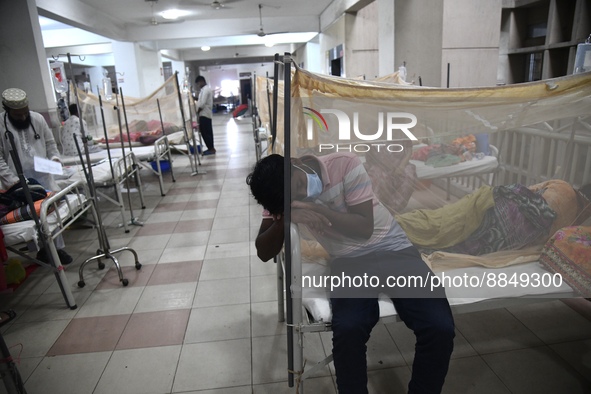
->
xmin=1 ymin=180 xmax=101 ymax=309
xmin=411 ymin=145 xmax=499 ymax=200
xmin=61 ymin=135 xmax=175 ymax=197
xmin=269 ymin=55 xmax=591 ymax=391
xmin=277 ymin=223 xmax=576 ymax=392
xmin=57 ymin=150 xmax=146 ymax=233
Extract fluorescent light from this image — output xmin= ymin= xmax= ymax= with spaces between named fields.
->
xmin=201 ymin=46 xmax=211 ymax=51
xmin=265 ymin=42 xmax=274 ymax=47
xmin=160 ymin=9 xmax=190 ymax=20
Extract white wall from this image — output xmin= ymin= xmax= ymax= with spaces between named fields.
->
xmin=441 ymin=0 xmax=502 ymax=87
xmin=0 ymin=0 xmax=56 ymax=113
xmin=378 ymin=0 xmax=396 ymax=77
xmin=166 ymin=58 xmax=187 ymax=78
xmin=346 ymin=1 xmax=379 ymax=79
xmin=305 ymin=42 xmax=322 ymax=73
xmin=395 ymin=0 xmax=444 ymax=87
xmin=319 ymin=15 xmax=347 ymax=75
xmin=86 ymin=66 xmax=109 ymax=95
xmin=111 ymin=41 xmax=141 ymax=97
xmin=138 ymin=46 xmax=164 ymax=95
xmin=111 ymin=41 xmax=163 ymax=97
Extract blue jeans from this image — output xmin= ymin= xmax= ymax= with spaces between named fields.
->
xmin=330 ymin=247 xmax=455 ymax=394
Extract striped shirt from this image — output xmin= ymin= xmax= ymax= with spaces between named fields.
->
xmin=301 ymin=153 xmax=411 ymax=258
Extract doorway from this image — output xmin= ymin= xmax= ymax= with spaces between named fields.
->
xmin=240 ymin=78 xmax=252 ymax=106
xmin=328 ymin=44 xmax=344 ymax=77
xmin=331 ymin=58 xmax=342 ymax=77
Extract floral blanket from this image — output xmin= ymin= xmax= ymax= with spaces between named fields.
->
xmin=539 ymin=226 xmax=591 ymax=297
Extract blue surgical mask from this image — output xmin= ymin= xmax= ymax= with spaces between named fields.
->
xmin=293 ymin=163 xmax=323 ymax=200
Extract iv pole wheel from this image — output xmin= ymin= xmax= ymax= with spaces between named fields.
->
xmin=135 ymin=262 xmax=142 ymax=270
xmin=122 ymin=278 xmax=129 ymax=286
xmin=96 ymin=249 xmax=105 ymax=270
xmin=78 ymin=280 xmax=86 ymax=288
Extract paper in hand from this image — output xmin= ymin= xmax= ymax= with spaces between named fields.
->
xmin=34 ymin=156 xmax=64 ymax=175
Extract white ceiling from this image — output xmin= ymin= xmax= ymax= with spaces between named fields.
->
xmin=36 ymin=0 xmax=351 ymax=65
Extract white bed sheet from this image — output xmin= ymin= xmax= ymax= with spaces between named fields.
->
xmin=1 ymin=194 xmax=85 ymax=247
xmin=61 ymin=146 xmax=156 ymax=165
xmin=300 ymin=260 xmax=573 ymax=323
xmin=411 ymin=155 xmax=498 ymax=180
xmin=57 ymin=159 xmax=120 ymax=187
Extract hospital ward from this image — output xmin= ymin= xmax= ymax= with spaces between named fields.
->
xmin=1 ymin=0 xmax=591 ymax=393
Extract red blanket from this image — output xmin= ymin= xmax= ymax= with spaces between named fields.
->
xmin=539 ymin=226 xmax=591 ymax=297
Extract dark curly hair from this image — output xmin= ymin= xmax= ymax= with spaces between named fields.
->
xmin=246 ymin=154 xmax=284 ymax=215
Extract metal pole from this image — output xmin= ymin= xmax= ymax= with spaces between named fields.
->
xmin=282 ymin=52 xmax=295 ymax=388
xmin=115 ymin=90 xmax=143 ymax=227
xmin=272 ymin=55 xmax=280 ymax=150
xmin=174 ymin=72 xmax=203 ymax=175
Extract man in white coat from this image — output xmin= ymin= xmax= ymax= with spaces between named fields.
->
xmin=0 ymin=88 xmax=72 ymax=264
xmin=0 ymin=88 xmax=61 ymax=191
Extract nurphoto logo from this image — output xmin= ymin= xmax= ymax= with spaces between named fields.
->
xmin=303 ymin=107 xmax=418 ymax=153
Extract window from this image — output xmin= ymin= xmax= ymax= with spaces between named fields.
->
xmin=525 ymin=52 xmax=543 ymax=81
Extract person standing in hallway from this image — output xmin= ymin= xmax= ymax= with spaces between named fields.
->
xmin=194 ymin=76 xmax=216 ymax=156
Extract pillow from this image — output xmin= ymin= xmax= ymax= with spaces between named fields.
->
xmin=538 ymin=226 xmax=591 ymax=297
xmin=0 ymin=192 xmax=57 ymax=225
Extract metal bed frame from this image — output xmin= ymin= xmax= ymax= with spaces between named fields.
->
xmin=277 ymin=223 xmax=577 ymax=393
xmin=4 ymin=180 xmax=101 ymax=309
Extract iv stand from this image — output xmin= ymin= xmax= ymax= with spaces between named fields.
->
xmin=114 ymin=88 xmax=144 ymax=227
xmin=63 ymin=52 xmax=142 ymax=288
xmin=174 ymin=72 xmax=205 ymax=175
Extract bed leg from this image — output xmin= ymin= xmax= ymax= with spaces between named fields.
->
xmin=167 ymin=148 xmax=176 ymax=183
xmin=47 ymin=245 xmax=78 ymax=309
xmin=133 ymin=163 xmax=146 ymax=209
xmin=156 ymin=162 xmax=165 ymax=197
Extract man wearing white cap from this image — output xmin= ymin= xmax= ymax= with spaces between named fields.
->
xmin=0 ymin=88 xmax=72 ymax=265
xmin=0 ymin=88 xmax=61 ymax=191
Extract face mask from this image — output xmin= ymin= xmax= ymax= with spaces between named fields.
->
xmin=293 ymin=163 xmax=323 ymax=200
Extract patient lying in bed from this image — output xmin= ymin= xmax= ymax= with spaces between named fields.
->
xmin=395 ymin=179 xmax=591 ymax=256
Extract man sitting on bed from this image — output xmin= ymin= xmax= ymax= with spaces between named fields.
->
xmin=0 ymin=88 xmax=72 ymax=265
xmin=247 ymin=152 xmax=455 ymax=394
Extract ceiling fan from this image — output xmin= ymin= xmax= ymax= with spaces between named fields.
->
xmin=145 ymin=0 xmax=185 ymax=25
xmin=184 ymin=0 xmax=239 ymax=10
xmin=256 ymin=3 xmax=286 ymax=37
xmin=209 ymin=0 xmax=230 ymax=9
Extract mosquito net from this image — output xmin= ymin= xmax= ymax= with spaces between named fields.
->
xmin=73 ymin=74 xmax=194 ymax=147
xmin=255 ymin=63 xmax=591 ymax=297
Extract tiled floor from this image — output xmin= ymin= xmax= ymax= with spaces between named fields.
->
xmin=1 ymin=113 xmax=591 ymax=393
